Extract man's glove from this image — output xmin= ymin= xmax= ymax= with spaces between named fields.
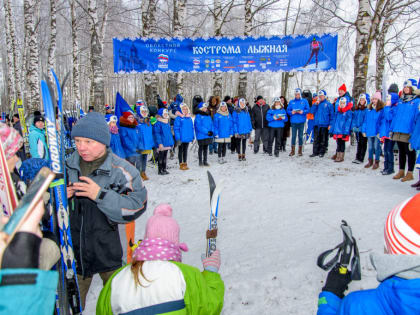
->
xmin=322 ymin=265 xmax=351 ymax=298
xmin=208 ymin=131 xmax=213 ymax=136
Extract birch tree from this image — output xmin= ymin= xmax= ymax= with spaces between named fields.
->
xmin=70 ymin=0 xmax=81 ymax=108
xmin=47 ymin=0 xmax=57 ymax=84
xmin=237 ymin=0 xmax=251 ymax=99
xmin=212 ymin=0 xmax=223 ymax=97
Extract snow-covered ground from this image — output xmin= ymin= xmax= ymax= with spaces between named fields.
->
xmin=85 ymin=142 xmax=416 ymax=314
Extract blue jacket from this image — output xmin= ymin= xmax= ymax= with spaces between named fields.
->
xmin=362 ymin=109 xmax=381 ymax=137
xmin=153 ymin=119 xmax=174 ymax=147
xmin=409 ymin=99 xmax=420 ymax=150
xmin=119 ymin=119 xmax=141 ymax=158
xmin=0 ymin=269 xmax=58 ymax=315
xmin=266 ymin=108 xmax=288 ymax=128
xmin=317 ymin=276 xmax=420 ymax=315
xmin=194 ymin=112 xmax=214 ymax=140
xmin=28 ymin=125 xmax=49 ymax=160
xmin=351 ymin=109 xmax=367 ymax=131
xmin=334 ymin=92 xmax=353 ymax=112
xmin=174 ymin=116 xmax=194 ymax=143
xmin=213 ymin=112 xmax=233 ymax=138
xmin=232 ymin=109 xmax=252 ymax=135
xmin=137 ymin=120 xmax=155 ymax=150
xmin=377 ymin=106 xmax=395 ymax=139
xmin=110 ymin=132 xmax=126 ymax=158
xmin=330 ymin=105 xmax=353 ymax=136
xmin=390 ymin=97 xmax=418 ymax=134
xmin=287 ymin=98 xmax=309 ymax=124
xmin=311 ymin=100 xmax=334 ymax=127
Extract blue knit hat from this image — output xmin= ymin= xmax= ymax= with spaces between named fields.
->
xmin=318 ymin=90 xmax=327 ymax=97
xmin=404 ymin=79 xmax=417 ymax=88
xmin=295 ymin=88 xmax=302 ymax=95
xmin=71 ymin=112 xmax=110 ymax=146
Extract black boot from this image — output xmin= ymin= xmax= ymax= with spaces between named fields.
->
xmin=203 ymin=149 xmax=210 ymax=166
xmin=162 ymin=159 xmax=169 ymax=175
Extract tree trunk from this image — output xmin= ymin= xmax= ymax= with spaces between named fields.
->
xmin=212 ymin=0 xmax=222 ymax=97
xmin=375 ymin=16 xmax=391 ymax=91
xmin=237 ymin=0 xmax=252 ymax=99
xmin=24 ymin=0 xmax=41 ymax=113
xmin=143 ymin=0 xmax=158 ymax=106
xmin=70 ymin=0 xmax=81 ymax=108
xmin=88 ymin=0 xmax=105 ymax=111
xmin=47 ymin=0 xmax=57 ymax=84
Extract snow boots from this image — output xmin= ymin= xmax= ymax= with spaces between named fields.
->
xmin=289 ymin=145 xmax=295 ymax=156
xmin=298 ymin=146 xmax=303 ymax=156
xmin=411 ymin=179 xmax=420 ymax=188
xmin=179 ymin=163 xmax=189 ymax=170
xmin=238 ymin=154 xmax=246 ymax=161
xmin=401 ymin=171 xmax=414 ymax=182
xmin=331 ymin=152 xmax=337 ymax=160
xmin=140 ymin=172 xmax=149 ymax=181
xmin=364 ymin=159 xmax=373 ymax=168
xmin=372 ymin=160 xmax=380 ymax=170
xmin=393 ymin=170 xmax=405 ymax=180
xmin=334 ymin=152 xmax=344 ymax=162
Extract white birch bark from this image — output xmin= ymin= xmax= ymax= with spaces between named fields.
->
xmin=144 ymin=0 xmax=158 ymax=106
xmin=237 ymin=0 xmax=252 ymax=99
xmin=70 ymin=0 xmax=81 ymax=108
xmin=47 ymin=0 xmax=57 ymax=84
xmin=212 ymin=0 xmax=223 ymax=97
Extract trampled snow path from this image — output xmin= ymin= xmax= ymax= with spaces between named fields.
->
xmin=85 ymin=143 xmax=415 ymax=314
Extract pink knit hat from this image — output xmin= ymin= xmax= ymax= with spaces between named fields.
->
xmin=373 ymin=91 xmax=382 ymax=100
xmin=0 ymin=122 xmax=23 ymax=160
xmin=145 ymin=204 xmax=182 ymax=245
xmin=384 ymin=193 xmax=420 ymax=255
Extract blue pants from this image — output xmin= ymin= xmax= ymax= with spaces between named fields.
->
xmin=383 ymin=139 xmax=394 ymax=172
xmin=368 ymin=137 xmax=381 ymax=161
xmin=127 ymin=154 xmax=142 ymax=172
xmin=209 ymin=141 xmax=218 ymax=153
xmin=140 ymin=154 xmax=148 ymax=172
xmin=291 ymin=123 xmax=305 ymax=146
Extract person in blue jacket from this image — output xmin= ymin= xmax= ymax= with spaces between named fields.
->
xmin=287 ymin=88 xmax=309 ymax=156
xmin=390 ymin=79 xmax=418 ymax=182
xmin=362 ymin=92 xmax=384 ymax=170
xmin=379 ymin=92 xmax=399 ymax=175
xmin=334 ymin=84 xmax=353 ymax=112
xmin=28 ymin=115 xmax=49 ymax=160
xmin=213 ymin=102 xmax=233 ymax=164
xmin=309 ymin=90 xmax=333 ymax=158
xmin=317 ymin=193 xmax=420 ymax=315
xmin=351 ymin=93 xmax=369 ymax=164
xmin=266 ymin=97 xmax=288 ymax=157
xmin=409 ymin=82 xmax=420 ymax=190
xmin=330 ymin=97 xmax=353 ymax=162
xmin=153 ymin=108 xmax=174 ymax=175
xmin=194 ymin=102 xmax=214 ymax=167
xmin=174 ymin=103 xmax=194 ymax=170
xmin=232 ymin=98 xmax=252 ymax=161
xmin=107 ymin=115 xmax=125 ymax=159
xmin=137 ymin=105 xmax=154 ymax=180
xmin=119 ymin=111 xmax=141 ymax=171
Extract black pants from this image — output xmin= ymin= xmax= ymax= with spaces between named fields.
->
xmin=178 ymin=142 xmax=189 ymax=164
xmin=336 ymin=139 xmax=345 ymax=153
xmin=313 ymin=126 xmax=328 ymax=155
xmin=397 ymin=141 xmax=416 ymax=172
xmin=158 ymin=150 xmax=168 ymax=171
xmin=198 ymin=144 xmax=208 ymax=163
xmin=236 ymin=138 xmax=247 ymax=155
xmin=355 ymin=132 xmax=367 ymax=162
xmin=218 ymin=143 xmax=227 ymax=158
xmin=254 ymin=128 xmax=269 ymax=153
xmin=268 ymin=127 xmax=283 ymax=155
xmin=230 ymin=136 xmax=237 ymax=153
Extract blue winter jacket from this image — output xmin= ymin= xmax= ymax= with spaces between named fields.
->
xmin=409 ymin=99 xmax=420 ymax=150
xmin=110 ymin=132 xmax=126 ymax=159
xmin=0 ymin=269 xmax=58 ymax=315
xmin=153 ymin=119 xmax=174 ymax=147
xmin=119 ymin=121 xmax=141 ymax=158
xmin=287 ymin=98 xmax=309 ymax=124
xmin=232 ymin=109 xmax=252 ymax=135
xmin=28 ymin=125 xmax=49 ymax=160
xmin=334 ymin=92 xmax=353 ymax=112
xmin=310 ymin=100 xmax=333 ymax=127
xmin=137 ymin=120 xmax=155 ymax=150
xmin=266 ymin=109 xmax=288 ymax=128
xmin=330 ymin=105 xmax=353 ymax=136
xmin=317 ymin=276 xmax=420 ymax=315
xmin=362 ymin=109 xmax=381 ymax=137
xmin=351 ymin=109 xmax=367 ymax=131
xmin=194 ymin=112 xmax=214 ymax=140
xmin=213 ymin=112 xmax=233 ymax=138
xmin=377 ymin=106 xmax=395 ymax=139
xmin=174 ymin=116 xmax=194 ymax=143
xmin=390 ymin=97 xmax=418 ymax=134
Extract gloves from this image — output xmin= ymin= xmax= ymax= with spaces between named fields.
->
xmin=201 ymin=250 xmax=221 ymax=273
xmin=2 ymin=232 xmax=42 ymax=269
xmin=208 ymin=131 xmax=213 ymax=136
xmin=322 ymin=265 xmax=351 ymax=298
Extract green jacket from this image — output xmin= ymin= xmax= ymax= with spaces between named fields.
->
xmin=96 ymin=261 xmax=224 ymax=315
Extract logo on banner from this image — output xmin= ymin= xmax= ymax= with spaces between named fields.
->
xmin=193 ymin=58 xmax=200 ymax=69
xmin=158 ymin=54 xmax=169 ymax=69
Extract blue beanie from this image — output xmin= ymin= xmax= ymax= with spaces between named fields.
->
xmin=71 ymin=112 xmax=110 ymax=146
xmin=318 ymin=90 xmax=327 ymax=97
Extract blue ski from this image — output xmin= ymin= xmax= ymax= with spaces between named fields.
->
xmin=206 ymin=171 xmax=224 ymax=257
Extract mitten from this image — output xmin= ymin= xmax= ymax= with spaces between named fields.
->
xmin=322 ymin=265 xmax=351 ymax=298
xmin=2 ymin=232 xmax=42 ymax=269
xmin=201 ymin=250 xmax=221 ymax=273
xmin=208 ymin=131 xmax=213 ymax=136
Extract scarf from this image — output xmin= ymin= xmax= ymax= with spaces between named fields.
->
xmin=157 ymin=117 xmax=169 ymax=124
xmin=217 ymin=108 xmax=229 ymax=116
xmin=133 ymin=238 xmax=188 ymax=262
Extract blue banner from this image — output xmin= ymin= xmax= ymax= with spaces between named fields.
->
xmin=113 ymin=33 xmax=337 ymax=74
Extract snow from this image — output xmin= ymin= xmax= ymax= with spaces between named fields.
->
xmin=84 ymin=142 xmax=416 ymax=314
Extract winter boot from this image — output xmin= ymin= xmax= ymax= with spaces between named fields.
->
xmin=242 ymin=154 xmax=247 ymax=161
xmin=140 ymin=172 xmax=149 ymax=181
xmin=289 ymin=146 xmax=295 ymax=156
xmin=218 ymin=157 xmax=223 ymax=164
xmin=364 ymin=159 xmax=373 ymax=168
xmin=411 ymin=180 xmax=420 ymax=188
xmin=372 ymin=160 xmax=380 ymax=170
xmin=238 ymin=154 xmax=242 ymax=161
xmin=179 ymin=163 xmax=185 ymax=170
xmin=393 ymin=170 xmax=405 ymax=180
xmin=401 ymin=171 xmax=414 ymax=182
xmin=310 ymin=153 xmax=318 ymax=157
xmin=335 ymin=152 xmax=344 ymax=162
xmin=298 ymin=146 xmax=303 ymax=156
xmin=184 ymin=163 xmax=189 ymax=170
xmin=331 ymin=153 xmax=337 ymax=160
xmin=162 ymin=160 xmax=169 ymax=175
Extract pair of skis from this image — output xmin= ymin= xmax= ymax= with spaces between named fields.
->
xmin=206 ymin=171 xmax=224 ymax=257
xmin=41 ymin=70 xmax=81 ymax=314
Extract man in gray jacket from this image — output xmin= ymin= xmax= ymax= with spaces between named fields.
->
xmin=66 ymin=112 xmax=147 ymax=309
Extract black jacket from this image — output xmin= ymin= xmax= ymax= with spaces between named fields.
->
xmin=251 ymin=104 xmax=270 ymax=129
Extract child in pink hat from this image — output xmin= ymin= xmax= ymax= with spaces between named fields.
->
xmin=97 ymin=203 xmax=224 ymax=315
